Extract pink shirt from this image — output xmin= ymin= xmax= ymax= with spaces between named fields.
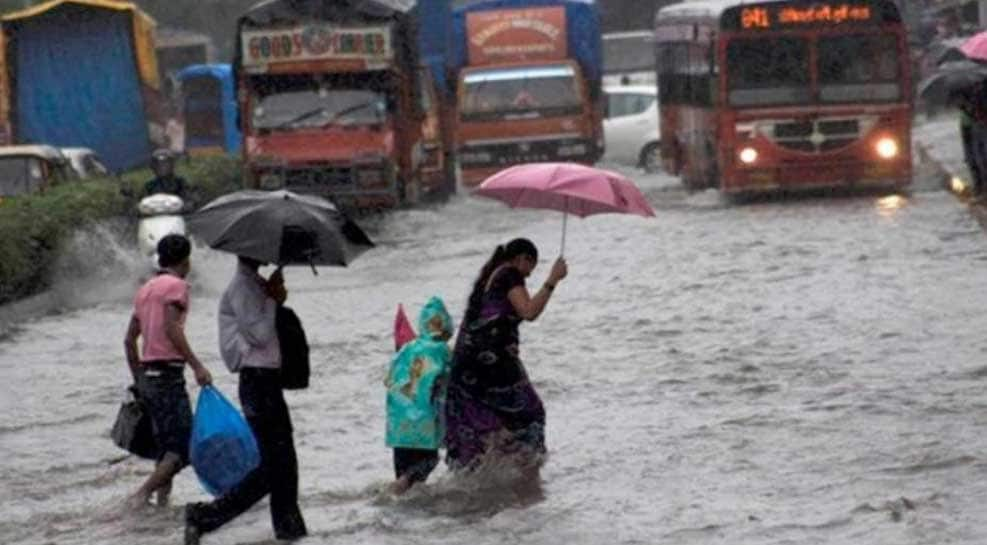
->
xmin=133 ymin=272 xmax=189 ymax=363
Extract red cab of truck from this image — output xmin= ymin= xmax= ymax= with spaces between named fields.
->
xmin=234 ymin=0 xmax=449 ymax=210
xmin=450 ymin=1 xmax=604 ymax=186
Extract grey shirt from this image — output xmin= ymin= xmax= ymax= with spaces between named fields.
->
xmin=218 ymin=263 xmax=281 ymax=371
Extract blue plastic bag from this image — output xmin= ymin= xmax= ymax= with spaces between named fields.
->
xmin=190 ymin=385 xmax=260 ymax=496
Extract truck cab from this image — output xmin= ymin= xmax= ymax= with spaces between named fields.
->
xmin=450 ymin=1 xmax=605 ymax=187
xmin=456 ymin=60 xmax=600 ymax=183
xmin=235 ymin=0 xmax=449 ymax=211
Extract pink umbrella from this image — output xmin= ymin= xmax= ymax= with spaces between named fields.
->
xmin=474 ymin=162 xmax=655 ymax=254
xmin=961 ymin=31 xmax=987 ymax=62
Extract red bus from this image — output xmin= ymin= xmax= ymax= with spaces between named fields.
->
xmin=654 ymin=0 xmax=912 ymax=194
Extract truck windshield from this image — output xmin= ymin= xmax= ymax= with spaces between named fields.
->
xmin=0 ymin=156 xmax=44 ymax=197
xmin=252 ymin=78 xmax=388 ymax=130
xmin=460 ymin=65 xmax=582 ymax=121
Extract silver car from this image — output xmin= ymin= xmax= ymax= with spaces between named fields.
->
xmin=602 ymin=85 xmax=661 ymax=172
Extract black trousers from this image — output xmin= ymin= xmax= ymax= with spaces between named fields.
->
xmin=393 ymin=448 xmax=439 ymax=483
xmin=962 ymin=123 xmax=984 ymax=192
xmin=188 ymin=368 xmax=306 ymax=539
xmin=971 ymin=123 xmax=987 ymax=194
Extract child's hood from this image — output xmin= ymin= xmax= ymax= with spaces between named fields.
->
xmin=417 ymin=296 xmax=453 ymax=341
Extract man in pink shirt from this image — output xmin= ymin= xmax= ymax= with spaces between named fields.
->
xmin=124 ymin=234 xmax=212 ymax=508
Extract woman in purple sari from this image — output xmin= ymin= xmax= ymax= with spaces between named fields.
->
xmin=445 ymin=238 xmax=568 ymax=476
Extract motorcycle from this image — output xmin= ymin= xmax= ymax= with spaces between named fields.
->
xmin=137 ymin=193 xmax=186 ymax=266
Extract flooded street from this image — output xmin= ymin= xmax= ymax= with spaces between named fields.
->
xmin=3 ymin=166 xmax=987 ymax=545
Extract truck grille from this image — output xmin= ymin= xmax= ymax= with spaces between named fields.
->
xmin=460 ymin=138 xmax=592 ymax=168
xmin=282 ymin=166 xmax=354 ymax=189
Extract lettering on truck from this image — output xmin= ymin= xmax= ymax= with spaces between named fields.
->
xmin=466 ymin=7 xmax=568 ymax=64
xmin=241 ymin=25 xmax=393 ymax=69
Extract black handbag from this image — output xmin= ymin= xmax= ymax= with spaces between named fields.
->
xmin=111 ymin=387 xmax=158 ymax=459
xmin=276 ymin=305 xmax=310 ymax=389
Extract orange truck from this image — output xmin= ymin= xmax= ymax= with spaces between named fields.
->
xmin=449 ymin=0 xmax=604 ymax=186
xmin=234 ymin=0 xmax=451 ymax=210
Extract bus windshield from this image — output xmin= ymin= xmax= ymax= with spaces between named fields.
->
xmin=726 ymin=33 xmax=902 ymax=107
xmin=460 ymin=65 xmax=583 ymax=121
xmin=727 ymin=36 xmax=810 ymax=107
xmin=818 ymin=34 xmax=900 ymax=103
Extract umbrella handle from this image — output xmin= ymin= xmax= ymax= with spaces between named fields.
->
xmin=560 ymin=210 xmax=567 ymax=257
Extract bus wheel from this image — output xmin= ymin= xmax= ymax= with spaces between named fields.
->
xmin=640 ymin=142 xmax=662 ymax=173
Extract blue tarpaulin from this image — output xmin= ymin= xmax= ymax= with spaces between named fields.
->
xmin=417 ymin=0 xmax=452 ymax=94
xmin=12 ymin=5 xmax=151 ymax=172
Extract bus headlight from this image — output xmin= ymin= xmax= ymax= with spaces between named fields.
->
xmin=739 ymin=147 xmax=758 ymax=165
xmin=875 ymin=137 xmax=899 ymax=160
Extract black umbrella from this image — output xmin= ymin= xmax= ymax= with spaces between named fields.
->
xmin=188 ymin=190 xmax=374 ymax=272
xmin=918 ymin=60 xmax=987 ymax=108
xmin=927 ymin=37 xmax=969 ymax=67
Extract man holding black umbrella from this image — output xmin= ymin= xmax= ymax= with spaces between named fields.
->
xmin=183 ymin=188 xmax=374 ymax=543
xmin=184 ymin=257 xmax=306 ymax=544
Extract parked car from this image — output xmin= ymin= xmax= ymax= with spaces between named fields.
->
xmin=0 ymin=145 xmax=74 ymax=200
xmin=61 ymin=147 xmax=110 ymax=179
xmin=603 ymin=85 xmax=661 ymax=172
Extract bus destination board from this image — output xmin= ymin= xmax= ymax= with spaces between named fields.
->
xmin=723 ymin=1 xmax=900 ymax=30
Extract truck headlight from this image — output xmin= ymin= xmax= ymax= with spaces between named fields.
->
xmin=739 ymin=147 xmax=758 ymax=165
xmin=875 ymin=137 xmax=899 ymax=160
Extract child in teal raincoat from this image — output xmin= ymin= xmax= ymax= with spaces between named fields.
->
xmin=385 ymin=296 xmax=453 ymax=494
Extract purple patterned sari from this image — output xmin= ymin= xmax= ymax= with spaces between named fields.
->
xmin=444 ymin=267 xmax=546 ymax=470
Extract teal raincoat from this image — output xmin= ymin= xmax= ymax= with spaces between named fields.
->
xmin=385 ymin=297 xmax=453 ymax=449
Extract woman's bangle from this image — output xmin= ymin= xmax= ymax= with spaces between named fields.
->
xmin=544 ymin=282 xmax=556 ymax=292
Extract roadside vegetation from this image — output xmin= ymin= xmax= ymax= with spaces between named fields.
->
xmin=0 ymin=155 xmax=242 ymax=305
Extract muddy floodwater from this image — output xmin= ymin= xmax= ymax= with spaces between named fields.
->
xmin=3 ymin=165 xmax=987 ymax=545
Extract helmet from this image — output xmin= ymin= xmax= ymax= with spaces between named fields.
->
xmin=150 ymin=149 xmax=175 ymax=174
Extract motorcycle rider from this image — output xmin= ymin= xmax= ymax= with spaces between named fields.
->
xmin=138 ymin=149 xmax=189 ymax=261
xmin=144 ymin=149 xmax=188 ymax=201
